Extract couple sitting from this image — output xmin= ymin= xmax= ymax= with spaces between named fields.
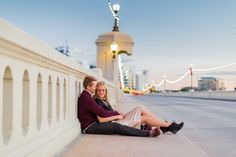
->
xmin=77 ymin=76 xmax=184 ymax=137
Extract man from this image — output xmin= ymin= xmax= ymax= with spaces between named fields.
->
xmin=77 ymin=75 xmax=160 ymax=137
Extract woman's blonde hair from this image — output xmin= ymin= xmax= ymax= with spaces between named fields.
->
xmin=95 ymin=81 xmax=109 ymax=102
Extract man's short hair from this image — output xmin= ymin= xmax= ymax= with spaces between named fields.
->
xmin=83 ymin=75 xmax=97 ymax=89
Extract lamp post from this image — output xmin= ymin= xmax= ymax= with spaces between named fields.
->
xmin=112 ymin=4 xmax=120 ymax=32
xmin=189 ymin=64 xmax=193 ymax=90
xmin=110 ymin=42 xmax=118 ymax=59
xmin=163 ymin=75 xmax=167 ymax=93
xmin=151 ymin=80 xmax=155 ymax=93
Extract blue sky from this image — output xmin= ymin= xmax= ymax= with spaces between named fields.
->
xmin=1 ymin=0 xmax=236 ymax=89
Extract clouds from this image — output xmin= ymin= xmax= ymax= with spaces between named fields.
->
xmin=228 ymin=27 xmax=236 ymax=36
xmin=175 ymin=71 xmax=236 ymax=77
xmin=200 ymin=71 xmax=236 ymax=76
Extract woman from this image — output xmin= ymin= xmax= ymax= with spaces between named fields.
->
xmin=95 ymin=81 xmax=184 ymax=134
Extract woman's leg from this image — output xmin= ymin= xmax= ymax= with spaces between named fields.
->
xmin=139 ymin=105 xmax=157 ymax=118
xmin=139 ymin=106 xmax=171 ymax=127
xmin=140 ymin=114 xmax=171 ymax=127
xmin=138 ymin=106 xmax=184 ymax=134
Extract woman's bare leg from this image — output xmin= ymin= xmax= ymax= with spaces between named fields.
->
xmin=139 ymin=106 xmax=158 ymax=118
xmin=138 ymin=106 xmax=184 ymax=134
xmin=141 ymin=114 xmax=171 ymax=127
xmin=139 ymin=106 xmax=171 ymax=127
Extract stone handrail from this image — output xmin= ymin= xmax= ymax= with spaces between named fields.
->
xmin=0 ymin=18 xmax=120 ymax=157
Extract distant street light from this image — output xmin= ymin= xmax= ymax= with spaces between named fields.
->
xmin=110 ymin=42 xmax=118 ymax=59
xmin=163 ymin=75 xmax=167 ymax=92
xmin=189 ymin=64 xmax=193 ymax=90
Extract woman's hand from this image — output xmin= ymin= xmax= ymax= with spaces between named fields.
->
xmin=116 ymin=114 xmax=124 ymax=120
xmin=118 ymin=112 xmax=125 ymax=116
xmin=97 ymin=114 xmax=123 ymax=123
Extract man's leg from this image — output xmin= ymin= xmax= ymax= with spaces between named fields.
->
xmin=85 ymin=122 xmax=149 ymax=137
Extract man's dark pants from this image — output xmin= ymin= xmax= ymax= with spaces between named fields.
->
xmin=85 ymin=122 xmax=148 ymax=137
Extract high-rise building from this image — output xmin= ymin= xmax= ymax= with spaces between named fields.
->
xmin=137 ymin=74 xmax=147 ymax=90
xmin=198 ymin=77 xmax=225 ymax=91
xmin=121 ymin=65 xmax=136 ymax=89
xmin=142 ymin=70 xmax=150 ymax=85
xmin=55 ymin=46 xmax=83 ymax=64
xmin=118 ymin=57 xmax=150 ymax=91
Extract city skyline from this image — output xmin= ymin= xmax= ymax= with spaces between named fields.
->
xmin=1 ymin=0 xmax=236 ymax=90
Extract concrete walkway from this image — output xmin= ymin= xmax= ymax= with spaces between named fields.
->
xmin=56 ymin=96 xmax=212 ymax=157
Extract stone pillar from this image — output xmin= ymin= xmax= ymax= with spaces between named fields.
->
xmin=96 ymin=32 xmax=134 ymax=86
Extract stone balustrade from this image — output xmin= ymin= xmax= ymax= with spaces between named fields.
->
xmin=0 ymin=18 xmax=120 ymax=157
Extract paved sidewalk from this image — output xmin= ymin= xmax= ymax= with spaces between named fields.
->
xmin=57 ymin=96 xmax=212 ymax=157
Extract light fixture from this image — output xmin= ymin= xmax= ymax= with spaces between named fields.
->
xmin=112 ymin=4 xmax=120 ymax=13
xmin=110 ymin=42 xmax=118 ymax=59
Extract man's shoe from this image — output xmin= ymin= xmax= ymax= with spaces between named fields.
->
xmin=141 ymin=124 xmax=152 ymax=130
xmin=148 ymin=127 xmax=160 ymax=137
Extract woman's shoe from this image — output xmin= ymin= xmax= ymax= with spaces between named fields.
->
xmin=160 ymin=126 xmax=168 ymax=134
xmin=160 ymin=122 xmax=184 ymax=134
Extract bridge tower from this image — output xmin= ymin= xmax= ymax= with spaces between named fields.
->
xmin=96 ymin=2 xmax=134 ymax=87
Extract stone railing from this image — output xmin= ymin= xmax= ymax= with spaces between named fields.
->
xmin=0 ymin=18 xmax=120 ymax=157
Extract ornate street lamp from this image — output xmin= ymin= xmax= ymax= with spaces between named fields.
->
xmin=108 ymin=0 xmax=120 ymax=32
xmin=112 ymin=4 xmax=120 ymax=32
xmin=110 ymin=42 xmax=118 ymax=59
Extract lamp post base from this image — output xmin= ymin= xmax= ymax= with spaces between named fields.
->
xmin=113 ymin=26 xmax=119 ymax=32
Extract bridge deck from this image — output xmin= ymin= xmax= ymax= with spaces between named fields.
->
xmin=56 ymin=95 xmax=236 ymax=157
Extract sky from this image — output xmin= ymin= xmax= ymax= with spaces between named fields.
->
xmin=1 ymin=0 xmax=236 ymax=90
